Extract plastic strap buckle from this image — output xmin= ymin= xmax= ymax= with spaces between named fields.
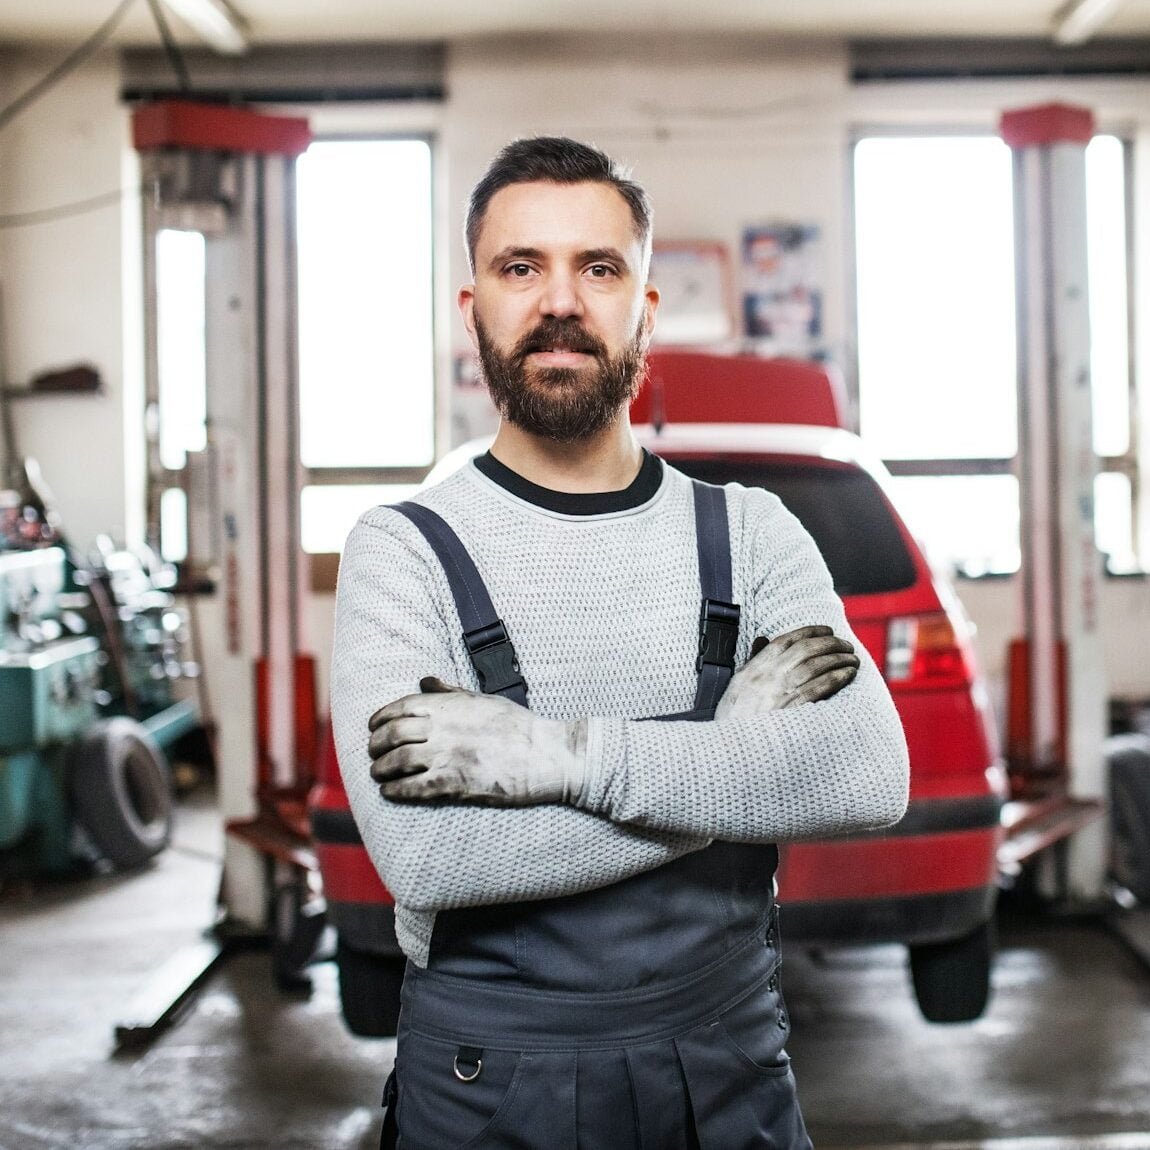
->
xmin=696 ymin=598 xmax=741 ymax=673
xmin=464 ymin=621 xmax=526 ymax=696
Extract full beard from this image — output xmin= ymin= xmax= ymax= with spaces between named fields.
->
xmin=475 ymin=314 xmax=648 ymax=442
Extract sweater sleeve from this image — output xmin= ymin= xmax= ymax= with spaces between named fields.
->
xmin=575 ymin=488 xmax=910 ymax=841
xmin=329 ymin=511 xmax=711 ymax=915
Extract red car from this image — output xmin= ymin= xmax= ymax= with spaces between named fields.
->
xmin=311 ymin=351 xmax=1005 ymax=1033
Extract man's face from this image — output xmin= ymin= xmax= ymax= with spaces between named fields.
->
xmin=459 ymin=181 xmax=659 ymax=442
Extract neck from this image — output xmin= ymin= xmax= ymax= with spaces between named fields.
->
xmin=488 ymin=412 xmax=643 ymax=493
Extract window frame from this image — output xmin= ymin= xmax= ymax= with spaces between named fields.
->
xmin=847 ymin=127 xmax=1139 ymax=578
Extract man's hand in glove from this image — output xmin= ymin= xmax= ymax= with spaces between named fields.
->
xmin=368 ymin=677 xmax=587 ymax=805
xmin=715 ymin=625 xmax=860 ymax=720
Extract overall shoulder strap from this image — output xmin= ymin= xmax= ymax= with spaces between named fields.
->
xmin=691 ymin=481 xmax=741 ymax=713
xmin=391 ymin=501 xmax=529 ymax=707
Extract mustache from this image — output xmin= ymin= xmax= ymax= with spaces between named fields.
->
xmin=513 ymin=319 xmax=607 ymax=360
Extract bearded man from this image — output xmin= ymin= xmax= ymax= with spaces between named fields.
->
xmin=330 ymin=136 xmax=909 ymax=1150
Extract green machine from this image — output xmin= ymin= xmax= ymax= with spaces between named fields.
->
xmin=0 ymin=544 xmax=201 ymax=877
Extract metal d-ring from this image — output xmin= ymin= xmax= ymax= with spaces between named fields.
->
xmin=453 ymin=1054 xmax=482 ymax=1082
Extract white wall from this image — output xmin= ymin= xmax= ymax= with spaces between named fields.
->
xmin=443 ymin=35 xmax=852 ymax=356
xmin=0 ymin=48 xmax=143 ymax=554
xmin=2 ymin=37 xmax=1150 ymax=731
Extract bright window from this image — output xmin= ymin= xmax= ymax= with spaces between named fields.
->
xmin=296 ymin=138 xmax=435 ymax=471
xmin=154 ymin=228 xmax=207 ymax=565
xmin=1087 ymin=135 xmax=1130 ymax=458
xmin=300 ymin=484 xmax=420 ymax=554
xmin=296 ymin=137 xmax=436 ymax=553
xmin=855 ymin=136 xmax=1017 ymax=461
xmin=854 ymin=133 xmax=1134 ymax=576
xmin=887 ymin=475 xmax=1021 ymax=578
xmin=156 ymin=228 xmax=207 ymax=472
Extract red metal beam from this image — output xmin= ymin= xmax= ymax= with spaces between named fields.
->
xmin=132 ymin=99 xmax=311 ymax=156
xmin=1000 ymin=102 xmax=1096 ymax=148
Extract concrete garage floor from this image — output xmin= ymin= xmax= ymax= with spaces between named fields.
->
xmin=2 ymin=790 xmax=1150 ymax=1150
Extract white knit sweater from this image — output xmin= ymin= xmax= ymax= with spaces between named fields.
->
xmin=330 ymin=457 xmax=909 ymax=965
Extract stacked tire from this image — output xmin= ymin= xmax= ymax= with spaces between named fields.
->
xmin=68 ymin=717 xmax=173 ymax=870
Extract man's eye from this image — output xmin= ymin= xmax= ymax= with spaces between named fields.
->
xmin=587 ymin=264 xmax=617 ymax=278
xmin=507 ymin=264 xmax=533 ymax=277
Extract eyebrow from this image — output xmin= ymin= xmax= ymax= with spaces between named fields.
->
xmin=486 ymin=245 xmax=633 ymax=272
xmin=486 ymin=246 xmax=544 ymax=270
xmin=580 ymin=247 xmax=630 ymax=269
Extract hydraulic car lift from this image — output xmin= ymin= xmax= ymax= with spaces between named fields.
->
xmin=120 ymin=100 xmax=321 ymax=1043
xmin=998 ymin=102 xmax=1109 ymax=900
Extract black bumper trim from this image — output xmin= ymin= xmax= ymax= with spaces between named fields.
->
xmin=327 ymin=900 xmax=402 ymax=955
xmin=311 ymin=807 xmax=363 ymax=845
xmin=844 ymin=793 xmax=1003 ymax=841
xmin=781 ymin=886 xmax=997 ymax=946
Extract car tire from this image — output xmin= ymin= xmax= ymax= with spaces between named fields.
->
xmin=67 ymin=717 xmax=174 ymax=871
xmin=1106 ymin=733 xmax=1150 ymax=902
xmin=909 ymin=919 xmax=994 ymax=1023
xmin=337 ymin=941 xmax=405 ymax=1037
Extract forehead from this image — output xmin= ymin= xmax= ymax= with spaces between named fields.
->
xmin=474 ymin=180 xmax=642 ymax=262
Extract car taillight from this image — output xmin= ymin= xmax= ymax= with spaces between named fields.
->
xmin=885 ymin=612 xmax=975 ymax=690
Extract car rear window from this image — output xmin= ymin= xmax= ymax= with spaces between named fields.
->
xmin=667 ymin=457 xmax=918 ymax=596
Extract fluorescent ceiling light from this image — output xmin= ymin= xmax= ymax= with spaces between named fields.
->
xmin=160 ymin=0 xmax=249 ymax=55
xmin=1053 ymin=0 xmax=1125 ymax=45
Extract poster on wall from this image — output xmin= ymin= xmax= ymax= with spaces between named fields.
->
xmin=741 ymin=223 xmax=823 ymax=355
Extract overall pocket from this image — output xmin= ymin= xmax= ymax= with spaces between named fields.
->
xmin=674 ymin=975 xmax=812 ymax=1150
xmin=397 ymin=1035 xmax=579 ymax=1150
xmin=715 ymin=968 xmax=792 ymax=1077
xmin=396 ymin=1033 xmax=523 ymax=1149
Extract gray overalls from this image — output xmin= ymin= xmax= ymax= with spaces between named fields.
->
xmin=381 ymin=483 xmax=812 ymax=1150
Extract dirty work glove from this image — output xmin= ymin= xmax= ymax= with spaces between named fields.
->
xmin=368 ymin=677 xmax=588 ymax=806
xmin=715 ymin=625 xmax=860 ymax=720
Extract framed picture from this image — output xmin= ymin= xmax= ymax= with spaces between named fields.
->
xmin=648 ymin=241 xmax=735 ymax=345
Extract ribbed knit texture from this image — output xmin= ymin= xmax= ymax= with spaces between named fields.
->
xmin=330 ymin=460 xmax=909 ymax=965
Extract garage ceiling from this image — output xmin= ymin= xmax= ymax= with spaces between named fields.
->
xmin=2 ymin=0 xmax=1150 ymax=48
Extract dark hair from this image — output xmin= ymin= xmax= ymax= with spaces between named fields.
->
xmin=464 ymin=136 xmax=653 ymax=273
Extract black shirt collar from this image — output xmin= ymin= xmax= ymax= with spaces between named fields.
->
xmin=474 ymin=449 xmax=663 ymax=515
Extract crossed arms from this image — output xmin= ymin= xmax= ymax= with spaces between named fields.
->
xmin=329 ymin=490 xmax=909 ymax=914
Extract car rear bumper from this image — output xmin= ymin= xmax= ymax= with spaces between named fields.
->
xmin=781 ymin=884 xmax=997 ymax=946
xmin=313 ymin=792 xmax=1004 ymax=952
xmin=779 ymin=793 xmax=1002 ymax=896
xmin=777 ymin=792 xmax=1002 ymax=946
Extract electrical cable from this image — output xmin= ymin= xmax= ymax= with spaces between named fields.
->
xmin=0 ymin=187 xmax=142 ymax=231
xmin=0 ymin=0 xmax=198 ymax=230
xmin=0 ymin=0 xmax=139 ymax=134
xmin=144 ymin=0 xmax=192 ymax=91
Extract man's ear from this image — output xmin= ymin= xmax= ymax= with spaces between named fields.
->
xmin=642 ymin=284 xmax=660 ymax=344
xmin=458 ymin=285 xmax=479 ymax=350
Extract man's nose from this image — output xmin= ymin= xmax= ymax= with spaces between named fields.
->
xmin=538 ymin=270 xmax=583 ymax=319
